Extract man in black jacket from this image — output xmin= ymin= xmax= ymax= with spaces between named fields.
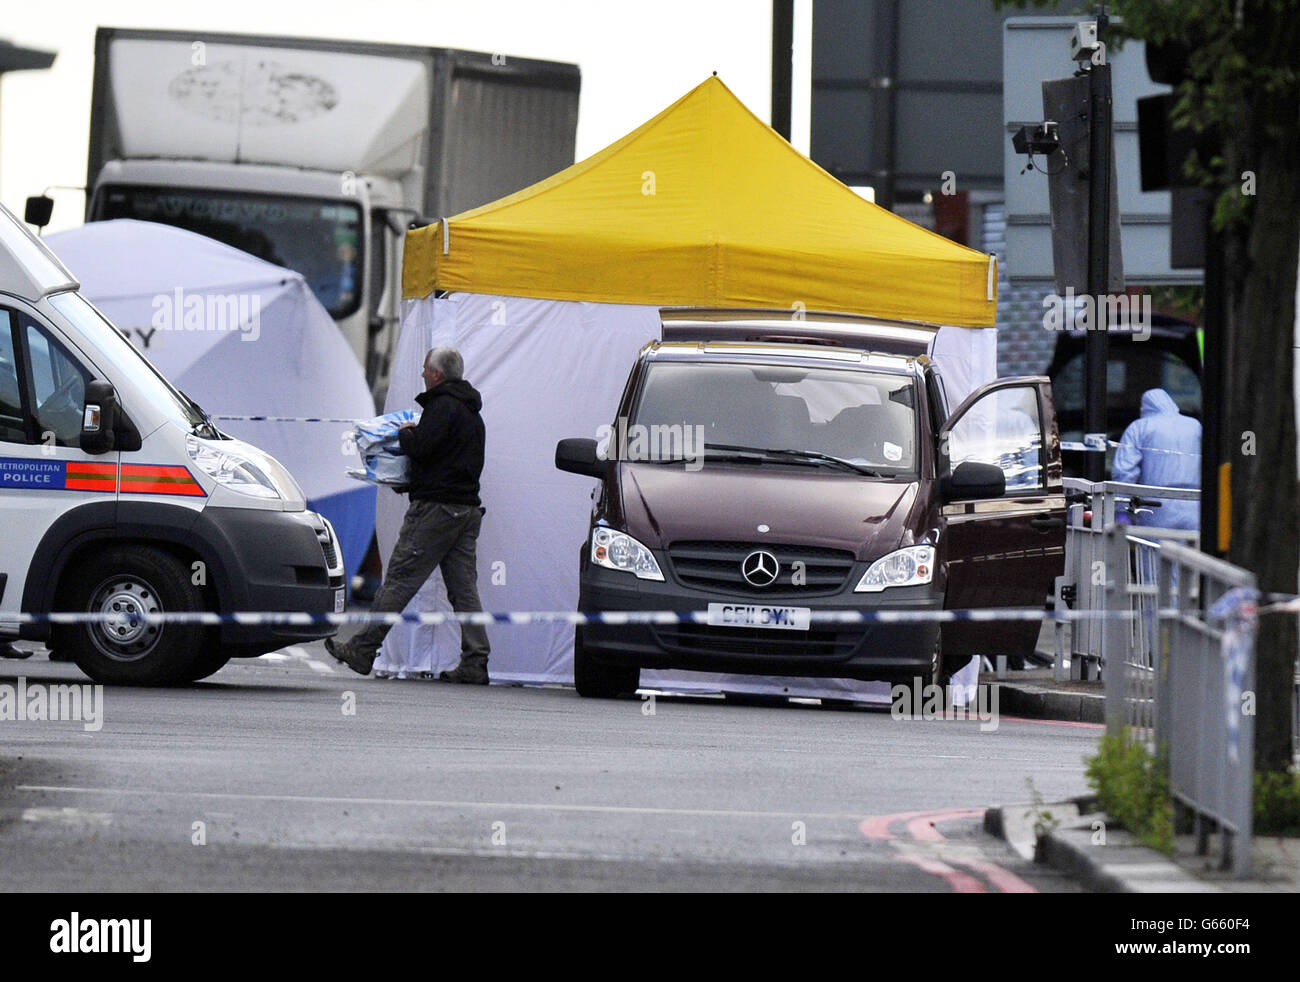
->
xmin=327 ymin=347 xmax=491 ymax=683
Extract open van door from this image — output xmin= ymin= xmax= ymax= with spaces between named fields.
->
xmin=937 ymin=376 xmax=1066 ymax=669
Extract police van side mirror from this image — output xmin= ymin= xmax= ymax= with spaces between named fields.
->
xmin=80 ymin=380 xmax=119 ymax=455
xmin=940 ymin=461 xmax=1006 ymax=501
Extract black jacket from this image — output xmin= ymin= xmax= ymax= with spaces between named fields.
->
xmin=397 ymin=379 xmax=485 ymax=505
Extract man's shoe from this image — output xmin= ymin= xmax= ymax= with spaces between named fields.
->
xmin=438 ymin=664 xmax=489 ymax=685
xmin=324 ymin=638 xmax=375 ymax=676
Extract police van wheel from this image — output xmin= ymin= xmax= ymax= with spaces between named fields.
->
xmin=572 ymin=628 xmax=639 ymax=698
xmin=184 ymin=647 xmax=232 ymax=682
xmin=62 ymin=547 xmax=208 ymax=685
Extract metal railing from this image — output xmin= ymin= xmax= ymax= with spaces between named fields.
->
xmin=1055 ymin=479 xmax=1199 ymax=680
xmin=1101 ymin=524 xmax=1257 ymax=878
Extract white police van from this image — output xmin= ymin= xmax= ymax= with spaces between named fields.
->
xmin=0 ymin=203 xmax=343 ymax=683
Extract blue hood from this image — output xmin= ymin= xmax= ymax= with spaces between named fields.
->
xmin=1140 ymin=388 xmax=1180 ymax=417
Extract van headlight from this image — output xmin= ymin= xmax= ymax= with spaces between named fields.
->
xmin=186 ymin=434 xmax=283 ymax=499
xmin=855 ymin=545 xmax=934 ymax=592
xmin=590 ymin=527 xmax=664 ymax=581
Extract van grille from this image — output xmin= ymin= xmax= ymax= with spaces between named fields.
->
xmin=652 ymin=623 xmax=860 ymax=658
xmin=666 ymin=541 xmax=856 ymax=595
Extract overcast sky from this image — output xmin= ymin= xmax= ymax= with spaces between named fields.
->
xmin=1 ymin=0 xmax=811 ymax=232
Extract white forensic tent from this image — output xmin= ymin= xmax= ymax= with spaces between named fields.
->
xmin=381 ymin=78 xmax=998 ymax=693
xmin=47 ymin=220 xmax=376 ymax=581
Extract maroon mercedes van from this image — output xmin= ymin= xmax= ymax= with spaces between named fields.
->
xmin=555 ymin=310 xmax=1066 ymax=698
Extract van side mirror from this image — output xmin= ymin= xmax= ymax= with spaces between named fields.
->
xmin=555 ymin=437 xmax=603 ymax=478
xmin=24 ymin=195 xmax=54 ymax=229
xmin=80 ymin=380 xmax=119 ymax=455
xmin=940 ymin=461 xmax=1005 ymax=501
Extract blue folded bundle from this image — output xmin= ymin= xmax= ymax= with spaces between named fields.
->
xmin=346 ymin=409 xmax=419 ymax=486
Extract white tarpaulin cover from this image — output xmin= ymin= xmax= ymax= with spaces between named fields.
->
xmin=46 ymin=220 xmax=376 ymax=580
xmin=375 ymin=293 xmax=995 ymax=698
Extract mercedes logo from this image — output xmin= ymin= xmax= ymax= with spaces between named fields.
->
xmin=741 ymin=550 xmax=780 ymax=588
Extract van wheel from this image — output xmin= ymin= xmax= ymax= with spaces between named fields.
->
xmin=923 ymin=628 xmax=942 ymax=688
xmin=940 ymin=629 xmax=979 ymax=685
xmin=62 ymin=547 xmax=208 ymax=685
xmin=184 ymin=647 xmax=232 ymax=682
xmin=572 ymin=627 xmax=639 ymax=698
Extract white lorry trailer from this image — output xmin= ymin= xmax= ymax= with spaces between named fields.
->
xmin=77 ymin=27 xmax=580 ymax=400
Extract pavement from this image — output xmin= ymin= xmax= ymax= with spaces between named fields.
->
xmin=988 ymin=793 xmax=1300 ymax=893
xmin=983 ymin=635 xmax=1297 ymax=893
xmin=986 ymin=668 xmax=1106 ymax=725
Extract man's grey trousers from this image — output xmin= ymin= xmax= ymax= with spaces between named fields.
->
xmin=350 ymin=499 xmax=490 ymax=666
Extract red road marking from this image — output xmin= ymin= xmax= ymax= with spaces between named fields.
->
xmin=860 ymin=806 xmax=1038 ymax=894
xmin=899 ymin=854 xmax=986 ymax=893
xmin=1001 ymin=716 xmax=1105 ymax=729
xmin=958 ymin=857 xmax=1038 ymax=893
xmin=859 ymin=810 xmax=932 ymax=841
xmin=906 ymin=808 xmax=983 ymax=841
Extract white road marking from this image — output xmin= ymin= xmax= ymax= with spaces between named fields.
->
xmin=254 ymin=646 xmax=332 ymax=672
xmin=22 ymin=806 xmax=112 ymax=826
xmin=17 ymin=784 xmax=877 ymax=822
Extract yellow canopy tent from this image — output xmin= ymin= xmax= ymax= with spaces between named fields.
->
xmin=403 ymin=76 xmax=997 ymax=326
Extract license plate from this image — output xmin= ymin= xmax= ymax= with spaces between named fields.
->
xmin=706 ymin=603 xmax=811 ymax=631
xmin=334 ymin=589 xmax=346 ymax=614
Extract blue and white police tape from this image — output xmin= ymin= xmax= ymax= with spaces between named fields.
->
xmin=13 ymin=606 xmax=1195 ymax=628
xmin=1060 ymin=438 xmax=1202 ymax=459
xmin=212 ymin=416 xmax=1210 ymax=462
xmin=210 ymin=415 xmax=365 ymax=424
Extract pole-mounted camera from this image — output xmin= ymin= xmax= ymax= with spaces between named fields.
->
xmin=1012 ymin=121 xmax=1061 ymax=157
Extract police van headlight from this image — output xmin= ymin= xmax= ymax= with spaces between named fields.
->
xmin=855 ymin=545 xmax=934 ymax=592
xmin=590 ymin=527 xmax=664 ymax=581
xmin=186 ymin=435 xmax=282 ymax=499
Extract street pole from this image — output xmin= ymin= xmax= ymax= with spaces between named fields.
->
xmin=1201 ymin=216 xmax=1225 ymax=554
xmin=771 ymin=0 xmax=794 ymax=141
xmin=1084 ymin=6 xmax=1112 ymax=483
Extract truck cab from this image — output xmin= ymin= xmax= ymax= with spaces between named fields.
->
xmin=88 ymin=159 xmax=405 ymax=404
xmin=0 ymin=202 xmax=344 ymax=684
xmin=555 ymin=311 xmax=1067 ymax=697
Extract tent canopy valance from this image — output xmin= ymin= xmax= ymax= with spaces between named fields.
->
xmin=403 ymin=76 xmax=997 ymax=327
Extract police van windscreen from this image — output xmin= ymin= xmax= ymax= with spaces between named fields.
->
xmin=47 ymin=291 xmax=206 ymax=431
xmin=630 ymin=362 xmax=918 ymax=474
xmin=93 ymin=185 xmax=363 ymax=320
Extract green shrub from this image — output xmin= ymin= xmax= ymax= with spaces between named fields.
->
xmin=1085 ymin=732 xmax=1174 ymax=853
xmin=1254 ymin=769 xmax=1300 ymax=835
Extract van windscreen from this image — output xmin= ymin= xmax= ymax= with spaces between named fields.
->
xmin=631 ymin=362 xmax=918 ymax=474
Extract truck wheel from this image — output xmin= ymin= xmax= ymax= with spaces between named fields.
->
xmin=61 ymin=547 xmax=208 ymax=685
xmin=572 ymin=627 xmax=639 ymax=698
